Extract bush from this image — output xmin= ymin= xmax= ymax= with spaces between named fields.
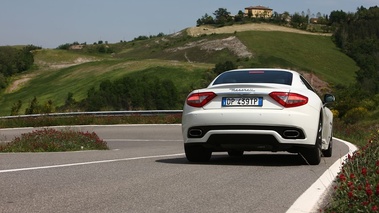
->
xmin=324 ymin=130 xmax=379 ymax=212
xmin=0 ymin=128 xmax=108 ymax=152
xmin=343 ymin=107 xmax=369 ymax=124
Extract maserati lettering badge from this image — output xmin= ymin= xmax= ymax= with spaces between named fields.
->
xmin=230 ymin=88 xmax=255 ymax=92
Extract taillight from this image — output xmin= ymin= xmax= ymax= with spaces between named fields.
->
xmin=186 ymin=92 xmax=217 ymax=107
xmin=269 ymin=92 xmax=308 ymax=108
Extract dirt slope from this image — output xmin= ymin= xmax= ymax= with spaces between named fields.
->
xmin=187 ymin=23 xmax=332 ymax=37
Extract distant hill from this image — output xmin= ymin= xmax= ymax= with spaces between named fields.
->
xmin=0 ymin=23 xmax=358 ymax=116
xmin=186 ymin=23 xmax=333 ymax=37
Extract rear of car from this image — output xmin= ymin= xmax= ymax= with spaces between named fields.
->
xmin=182 ymin=68 xmax=334 ymax=165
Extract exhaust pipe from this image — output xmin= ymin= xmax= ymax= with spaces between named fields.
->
xmin=283 ymin=130 xmax=300 ymax=138
xmin=188 ymin=129 xmax=203 ymax=137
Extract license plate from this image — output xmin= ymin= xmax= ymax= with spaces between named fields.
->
xmin=222 ymin=97 xmax=263 ymax=107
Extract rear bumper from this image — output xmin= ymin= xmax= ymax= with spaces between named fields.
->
xmin=182 ymin=108 xmax=319 ymax=149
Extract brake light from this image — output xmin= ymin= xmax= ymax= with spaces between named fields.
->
xmin=269 ymin=92 xmax=308 ymax=108
xmin=186 ymin=92 xmax=217 ymax=107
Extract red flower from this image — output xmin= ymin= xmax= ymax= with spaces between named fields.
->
xmin=373 ymin=206 xmax=379 ymax=211
xmin=362 ymin=167 xmax=368 ymax=176
xmin=339 ymin=173 xmax=346 ymax=182
xmin=348 ymin=191 xmax=354 ymax=199
xmin=376 ymin=160 xmax=379 ymax=167
xmin=350 ymin=173 xmax=355 ymax=179
xmin=366 ymin=188 xmax=373 ymax=197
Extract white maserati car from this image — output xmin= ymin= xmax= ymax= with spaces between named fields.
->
xmin=181 ymin=68 xmax=335 ymax=165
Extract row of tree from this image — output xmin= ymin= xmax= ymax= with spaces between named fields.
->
xmin=196 ymin=7 xmax=357 ymax=32
xmin=11 ymin=76 xmax=181 ymax=115
xmin=333 ymin=6 xmax=379 ymax=95
xmin=0 ymin=45 xmax=41 ymax=89
xmin=196 ymin=8 xmax=330 ymax=26
xmin=329 ymin=6 xmax=379 ymax=123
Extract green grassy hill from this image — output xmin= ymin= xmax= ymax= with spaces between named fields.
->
xmin=0 ymin=24 xmax=359 ymax=116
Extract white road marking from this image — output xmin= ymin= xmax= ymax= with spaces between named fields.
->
xmin=0 ymin=153 xmax=184 ymax=174
xmin=105 ymin=139 xmax=183 ymax=142
xmin=286 ymin=138 xmax=358 ymax=213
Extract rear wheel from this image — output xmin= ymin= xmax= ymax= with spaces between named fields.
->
xmin=322 ymin=137 xmax=333 ymax=157
xmin=184 ymin=144 xmax=212 ymax=162
xmin=301 ymin=144 xmax=321 ymax=165
xmin=301 ymin=115 xmax=322 ymax=165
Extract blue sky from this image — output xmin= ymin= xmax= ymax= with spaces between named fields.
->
xmin=0 ymin=0 xmax=377 ymax=48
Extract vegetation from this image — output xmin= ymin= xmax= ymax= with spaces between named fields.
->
xmin=0 ymin=45 xmax=41 ymax=89
xmin=197 ymin=7 xmax=333 ymax=32
xmin=2 ymin=31 xmax=357 ymax=116
xmin=0 ymin=60 xmax=211 ymax=116
xmin=324 ymin=131 xmax=379 ymax=212
xmin=0 ymin=114 xmax=181 ymax=129
xmin=0 ymin=7 xmax=379 ymax=212
xmin=0 ymin=128 xmax=108 ymax=152
xmin=334 ymin=6 xmax=379 ymax=95
xmin=319 ymin=6 xmax=379 ymax=211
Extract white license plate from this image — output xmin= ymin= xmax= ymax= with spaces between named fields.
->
xmin=222 ymin=97 xmax=263 ymax=107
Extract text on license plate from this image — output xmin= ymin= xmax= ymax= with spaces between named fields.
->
xmin=222 ymin=97 xmax=263 ymax=107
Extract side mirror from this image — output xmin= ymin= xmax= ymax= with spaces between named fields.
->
xmin=323 ymin=94 xmax=335 ymax=104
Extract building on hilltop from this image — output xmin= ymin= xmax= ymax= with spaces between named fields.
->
xmin=244 ymin=5 xmax=273 ymax=18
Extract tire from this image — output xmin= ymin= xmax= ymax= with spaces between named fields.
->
xmin=301 ymin=144 xmax=321 ymax=165
xmin=184 ymin=144 xmax=212 ymax=162
xmin=301 ymin=115 xmax=322 ymax=165
xmin=228 ymin=150 xmax=244 ymax=157
xmin=322 ymin=138 xmax=333 ymax=157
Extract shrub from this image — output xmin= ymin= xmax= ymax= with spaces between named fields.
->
xmin=0 ymin=128 xmax=108 ymax=152
xmin=343 ymin=107 xmax=369 ymax=124
xmin=324 ymin=130 xmax=379 ymax=212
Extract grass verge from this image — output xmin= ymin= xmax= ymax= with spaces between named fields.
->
xmin=0 ymin=114 xmax=181 ymax=128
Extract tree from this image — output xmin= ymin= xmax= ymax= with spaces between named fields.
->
xmin=234 ymin=10 xmax=245 ymax=22
xmin=281 ymin=11 xmax=291 ymax=24
xmin=329 ymin=10 xmax=347 ymax=25
xmin=291 ymin=13 xmax=308 ymax=29
xmin=0 ymin=73 xmax=6 ymax=89
xmin=25 ymin=96 xmax=41 ymax=115
xmin=213 ymin=61 xmax=237 ymax=75
xmin=332 ymin=6 xmax=379 ymax=95
xmin=58 ymin=92 xmax=78 ymax=112
xmin=42 ymin=100 xmax=54 ymax=113
xmin=213 ymin=8 xmax=231 ymax=25
xmin=196 ymin=13 xmax=215 ymax=26
xmin=10 ymin=100 xmax=22 ymax=116
xmin=16 ymin=46 xmax=34 ymax=71
xmin=0 ymin=45 xmax=36 ymax=76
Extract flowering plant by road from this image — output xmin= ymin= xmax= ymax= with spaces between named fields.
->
xmin=0 ymin=128 xmax=108 ymax=152
xmin=324 ymin=130 xmax=379 ymax=212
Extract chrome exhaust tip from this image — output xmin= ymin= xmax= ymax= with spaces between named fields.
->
xmin=188 ymin=129 xmax=203 ymax=137
xmin=283 ymin=130 xmax=300 ymax=138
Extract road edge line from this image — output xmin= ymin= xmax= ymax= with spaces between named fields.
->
xmin=286 ymin=138 xmax=358 ymax=213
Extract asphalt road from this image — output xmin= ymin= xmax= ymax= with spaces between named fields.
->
xmin=0 ymin=124 xmax=350 ymax=213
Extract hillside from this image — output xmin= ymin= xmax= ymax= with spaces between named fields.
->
xmin=0 ymin=23 xmax=358 ymax=116
xmin=186 ymin=23 xmax=333 ymax=37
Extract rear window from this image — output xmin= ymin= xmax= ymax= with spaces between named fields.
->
xmin=213 ymin=70 xmax=293 ymax=86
